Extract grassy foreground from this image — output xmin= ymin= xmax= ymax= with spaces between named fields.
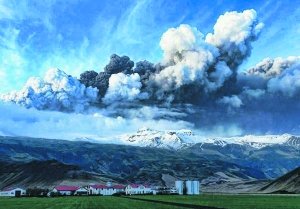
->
xmin=134 ymin=194 xmax=300 ymax=209
xmin=0 ymin=194 xmax=300 ymax=209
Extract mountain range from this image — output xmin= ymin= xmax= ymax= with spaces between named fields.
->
xmin=0 ymin=129 xmax=300 ymax=192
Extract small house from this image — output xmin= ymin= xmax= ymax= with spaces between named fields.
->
xmin=0 ymin=188 xmax=26 ymax=197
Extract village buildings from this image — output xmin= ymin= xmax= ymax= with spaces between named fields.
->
xmin=0 ymin=180 xmax=200 ymax=197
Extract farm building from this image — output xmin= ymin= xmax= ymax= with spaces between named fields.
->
xmin=75 ymin=187 xmax=88 ymax=195
xmin=88 ymin=184 xmax=125 ymax=195
xmin=152 ymin=186 xmax=177 ymax=195
xmin=125 ymin=184 xmax=152 ymax=195
xmin=0 ymin=188 xmax=26 ymax=197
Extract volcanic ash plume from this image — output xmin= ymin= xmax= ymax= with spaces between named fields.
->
xmin=0 ymin=68 xmax=98 ymax=112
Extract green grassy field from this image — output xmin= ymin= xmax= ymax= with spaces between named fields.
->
xmin=0 ymin=194 xmax=300 ymax=209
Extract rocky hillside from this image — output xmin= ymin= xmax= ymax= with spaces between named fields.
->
xmin=0 ymin=160 xmax=107 ymax=189
xmin=260 ymin=167 xmax=300 ymax=193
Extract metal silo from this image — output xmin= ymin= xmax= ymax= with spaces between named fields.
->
xmin=175 ymin=181 xmax=183 ymax=195
xmin=185 ymin=180 xmax=193 ymax=195
xmin=193 ymin=180 xmax=200 ymax=194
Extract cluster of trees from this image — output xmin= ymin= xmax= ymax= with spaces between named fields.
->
xmin=26 ymin=188 xmax=49 ymax=197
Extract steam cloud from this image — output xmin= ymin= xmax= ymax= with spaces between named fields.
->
xmin=1 ymin=9 xmax=300 ymax=135
xmin=1 ymin=68 xmax=98 ymax=112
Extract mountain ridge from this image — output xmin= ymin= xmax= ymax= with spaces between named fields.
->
xmin=119 ymin=128 xmax=300 ymax=150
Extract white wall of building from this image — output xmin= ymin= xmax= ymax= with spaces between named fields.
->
xmin=89 ymin=186 xmax=124 ymax=196
xmin=125 ymin=185 xmax=152 ymax=195
xmin=0 ymin=188 xmax=26 ymax=197
xmin=53 ymin=189 xmax=73 ymax=196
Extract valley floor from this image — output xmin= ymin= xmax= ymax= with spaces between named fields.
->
xmin=1 ymin=194 xmax=300 ymax=209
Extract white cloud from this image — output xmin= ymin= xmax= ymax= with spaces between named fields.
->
xmin=0 ymin=102 xmax=193 ymax=140
xmin=218 ymin=95 xmax=243 ymax=108
xmin=243 ymin=88 xmax=265 ymax=98
xmin=206 ymin=9 xmax=264 ymax=67
xmin=155 ymin=24 xmax=219 ymax=92
xmin=268 ymin=63 xmax=300 ymax=97
xmin=1 ymin=68 xmax=98 ymax=112
xmin=103 ymin=73 xmax=148 ymax=104
xmin=248 ymin=56 xmax=300 ymax=78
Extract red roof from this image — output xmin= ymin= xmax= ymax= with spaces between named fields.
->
xmin=112 ymin=185 xmax=125 ymax=189
xmin=55 ymin=185 xmax=79 ymax=191
xmin=90 ymin=184 xmax=108 ymax=189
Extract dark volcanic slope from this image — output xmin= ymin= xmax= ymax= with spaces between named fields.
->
xmin=0 ymin=136 xmax=266 ymax=187
xmin=0 ymin=160 xmax=104 ymax=189
xmin=260 ymin=167 xmax=300 ymax=193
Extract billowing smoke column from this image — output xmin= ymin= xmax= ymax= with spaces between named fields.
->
xmin=247 ymin=56 xmax=300 ymax=78
xmin=0 ymin=68 xmax=98 ymax=112
xmin=149 ymin=9 xmax=263 ymax=102
xmin=79 ymin=9 xmax=264 ymax=106
xmin=243 ymin=56 xmax=300 ymax=97
xmin=205 ymin=9 xmax=264 ymax=69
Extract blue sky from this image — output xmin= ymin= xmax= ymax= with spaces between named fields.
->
xmin=0 ymin=0 xmax=299 ymax=93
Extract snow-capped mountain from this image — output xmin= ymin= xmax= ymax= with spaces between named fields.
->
xmin=284 ymin=136 xmax=300 ymax=148
xmin=211 ymin=134 xmax=294 ymax=149
xmin=120 ymin=128 xmax=300 ymax=150
xmin=120 ymin=127 xmax=197 ymax=150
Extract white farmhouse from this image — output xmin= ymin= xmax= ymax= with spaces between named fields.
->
xmin=125 ymin=184 xmax=152 ymax=195
xmin=0 ymin=188 xmax=26 ymax=197
xmin=88 ymin=184 xmax=125 ymax=196
xmin=89 ymin=184 xmax=108 ymax=195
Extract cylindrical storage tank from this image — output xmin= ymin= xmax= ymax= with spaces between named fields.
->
xmin=185 ymin=180 xmax=193 ymax=195
xmin=175 ymin=181 xmax=183 ymax=195
xmin=193 ymin=181 xmax=200 ymax=195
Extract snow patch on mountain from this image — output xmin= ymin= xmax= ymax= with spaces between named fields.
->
xmin=120 ymin=127 xmax=198 ymax=150
xmin=211 ymin=134 xmax=294 ymax=149
xmin=120 ymin=128 xmax=300 ymax=150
